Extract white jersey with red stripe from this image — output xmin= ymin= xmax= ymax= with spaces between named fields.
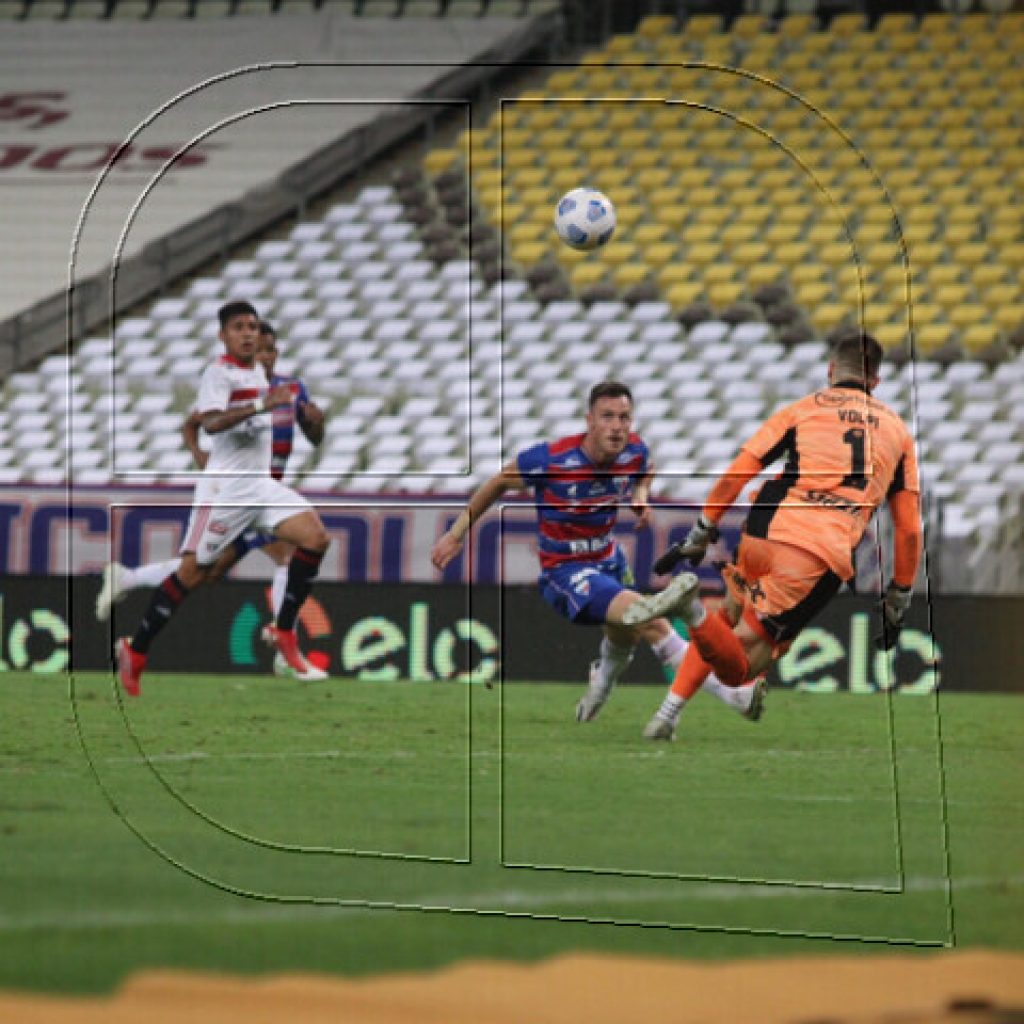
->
xmin=195 ymin=355 xmax=271 ymax=481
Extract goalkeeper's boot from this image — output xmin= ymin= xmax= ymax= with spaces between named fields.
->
xmin=96 ymin=562 xmax=128 ymax=622
xmin=621 ymin=572 xmax=700 ymax=627
xmin=575 ymin=660 xmax=612 ymax=723
xmin=115 ymin=637 xmax=146 ymax=698
xmin=262 ymin=625 xmax=328 ymax=681
xmin=642 ymin=714 xmax=677 ymax=741
xmin=741 ymin=677 xmax=767 ymax=722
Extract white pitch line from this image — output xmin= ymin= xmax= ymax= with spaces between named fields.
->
xmin=0 ymin=876 xmax=1018 ymax=933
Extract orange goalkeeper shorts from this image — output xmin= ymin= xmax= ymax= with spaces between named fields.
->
xmin=723 ymin=535 xmax=844 ymax=654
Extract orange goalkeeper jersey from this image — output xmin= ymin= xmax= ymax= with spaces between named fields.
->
xmin=740 ymin=382 xmax=920 ymax=581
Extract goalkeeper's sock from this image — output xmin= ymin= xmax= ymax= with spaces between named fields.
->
xmin=131 ymin=572 xmax=189 ymax=654
xmin=690 ymin=607 xmax=750 ymax=687
xmin=653 ymin=691 xmax=686 ymax=724
xmin=123 ymin=558 xmax=182 ymax=591
xmin=650 ymin=629 xmax=686 ymax=671
xmin=595 ymin=635 xmax=635 ymax=686
xmin=670 ymin=642 xmax=711 ymax=700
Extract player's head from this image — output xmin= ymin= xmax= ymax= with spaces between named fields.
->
xmin=828 ymin=329 xmax=883 ymax=392
xmin=255 ymin=320 xmax=279 ymax=377
xmin=217 ymin=300 xmax=260 ymax=365
xmin=584 ymin=380 xmax=634 ymax=464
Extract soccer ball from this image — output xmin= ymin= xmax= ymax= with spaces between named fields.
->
xmin=554 ymin=188 xmax=616 ymax=251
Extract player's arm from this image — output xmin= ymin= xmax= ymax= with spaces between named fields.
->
xmin=630 ymin=463 xmax=656 ymax=529
xmin=297 ymin=401 xmax=325 ymax=445
xmin=652 ymin=448 xmax=765 ymax=573
xmin=200 ymin=383 xmax=294 ymax=435
xmin=877 ymin=450 xmax=923 ymax=649
xmin=431 ymin=461 xmax=526 ymax=571
xmin=180 ymin=410 xmax=208 ymax=470
xmin=296 ymin=381 xmax=325 ymax=446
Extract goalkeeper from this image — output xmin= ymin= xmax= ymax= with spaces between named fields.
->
xmin=630 ymin=331 xmax=923 ymax=740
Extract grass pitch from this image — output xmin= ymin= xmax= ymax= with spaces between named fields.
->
xmin=0 ymin=671 xmax=1021 ymax=993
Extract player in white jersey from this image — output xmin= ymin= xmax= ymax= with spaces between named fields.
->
xmin=115 ymin=300 xmax=331 ymax=697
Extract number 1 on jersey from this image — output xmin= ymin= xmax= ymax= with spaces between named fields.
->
xmin=841 ymin=427 xmax=869 ymax=490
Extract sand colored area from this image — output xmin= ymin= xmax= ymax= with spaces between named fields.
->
xmin=2 ymin=951 xmax=1022 ymax=1023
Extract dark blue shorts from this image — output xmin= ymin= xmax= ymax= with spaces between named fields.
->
xmin=538 ymin=547 xmax=634 ymax=625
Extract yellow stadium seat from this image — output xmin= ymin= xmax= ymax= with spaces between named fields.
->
xmin=544 ymin=71 xmax=580 ymax=93
xmin=684 ymin=242 xmax=721 ymax=265
xmin=658 ymin=264 xmax=694 ymax=288
xmin=946 ymin=304 xmax=988 ymax=331
xmin=925 ymin=263 xmax=963 ymax=286
xmin=665 ymin=281 xmax=708 ymax=309
xmin=746 ymin=264 xmax=787 ymax=289
xmin=569 ymin=262 xmax=609 ymax=290
xmin=760 ymin=221 xmax=801 ymax=246
xmin=775 ymin=242 xmax=811 ymax=266
xmin=797 ymin=280 xmax=833 ymax=307
xmin=814 ymin=304 xmax=853 ymax=332
xmin=778 ymin=13 xmax=815 ymax=35
xmin=423 ymin=149 xmax=459 ymax=175
xmin=685 ymin=13 xmax=722 ymax=36
xmin=508 ymin=222 xmax=545 ymax=245
xmin=579 ymin=49 xmax=612 ymax=66
xmin=633 ymin=168 xmax=673 ymax=191
xmin=954 ymin=243 xmax=989 ymax=269
xmin=908 ymin=241 xmax=944 ymax=267
xmin=644 ymin=243 xmax=680 ymax=267
xmin=821 ymin=242 xmax=855 ymax=267
xmin=658 ymin=205 xmax=691 ymax=230
xmin=994 ymin=305 xmax=1024 ymax=332
xmin=721 ymin=222 xmax=760 ymax=245
xmin=806 ymin=222 xmax=843 ymax=246
xmin=704 ymin=263 xmax=737 ymax=285
xmin=791 ymin=263 xmax=828 ymax=286
xmin=972 ymin=264 xmax=1009 ymax=290
xmin=913 ymin=323 xmax=954 ymax=355
xmin=636 ymin=13 xmax=676 ymax=38
xmin=875 ymin=323 xmax=908 ymax=351
xmin=632 ymin=223 xmax=670 ymax=244
xmin=666 ymin=148 xmax=703 ymax=171
xmin=682 ymin=222 xmax=720 ymax=245
xmin=614 ymin=263 xmax=652 ymax=289
xmin=709 ymin=281 xmax=746 ymax=307
xmin=511 ymin=241 xmax=547 ymax=267
xmin=943 ymin=223 xmax=979 ymax=247
xmin=919 ymin=13 xmax=954 ymax=33
xmin=932 ymin=283 xmax=973 ymax=310
xmin=1000 ymin=242 xmax=1024 ymax=268
xmin=978 ymin=284 xmax=1019 ymax=307
xmin=961 ymin=323 xmax=999 ymax=355
xmin=988 ymin=222 xmax=1024 ymax=246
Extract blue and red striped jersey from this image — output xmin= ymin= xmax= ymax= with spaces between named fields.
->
xmin=268 ymin=373 xmax=311 ymax=481
xmin=516 ymin=432 xmax=649 ymax=570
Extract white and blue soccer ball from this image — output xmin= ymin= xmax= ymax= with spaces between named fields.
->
xmin=554 ymin=188 xmax=616 ymax=251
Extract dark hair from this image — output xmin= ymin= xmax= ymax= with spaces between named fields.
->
xmin=588 ymin=380 xmax=633 ymax=408
xmin=217 ymin=300 xmax=259 ymax=328
xmin=258 ymin=320 xmax=276 ymax=339
xmin=831 ymin=329 xmax=883 ymax=380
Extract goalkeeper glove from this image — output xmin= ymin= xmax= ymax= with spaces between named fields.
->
xmin=876 ymin=581 xmax=912 ymax=650
xmin=653 ymin=516 xmax=719 ymax=575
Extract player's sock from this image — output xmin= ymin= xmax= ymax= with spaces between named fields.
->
xmin=689 ymin=607 xmax=749 ymax=686
xmin=130 ymin=573 xmax=189 ymax=654
xmin=654 ymin=628 xmax=740 ymax=709
xmin=670 ymin=642 xmax=711 ymax=700
xmin=122 ymin=557 xmax=182 ymax=591
xmin=271 ymin=563 xmax=289 ymax=617
xmin=650 ymin=629 xmax=686 ymax=671
xmin=653 ymin=691 xmax=686 ymax=723
xmin=276 ymin=547 xmax=324 ymax=631
xmin=594 ymin=635 xmax=635 ymax=686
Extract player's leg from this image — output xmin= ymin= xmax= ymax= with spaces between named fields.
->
xmin=260 ymin=538 xmax=297 ymax=678
xmin=115 ymin=503 xmax=248 ymax=696
xmin=258 ymin=491 xmax=330 ymax=680
xmin=95 ymin=557 xmax=183 ymax=622
xmin=115 ymin=552 xmax=210 ymax=697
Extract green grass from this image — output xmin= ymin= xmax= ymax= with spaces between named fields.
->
xmin=0 ymin=671 xmax=1021 ymax=993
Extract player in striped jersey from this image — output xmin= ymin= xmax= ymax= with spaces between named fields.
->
xmin=114 ymin=301 xmax=331 ymax=697
xmin=631 ymin=330 xmax=923 ymax=739
xmin=430 ymin=380 xmax=764 ymax=726
xmin=96 ymin=320 xmax=328 ymax=680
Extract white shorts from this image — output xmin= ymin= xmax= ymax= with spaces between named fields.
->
xmin=181 ymin=476 xmax=312 ymax=566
